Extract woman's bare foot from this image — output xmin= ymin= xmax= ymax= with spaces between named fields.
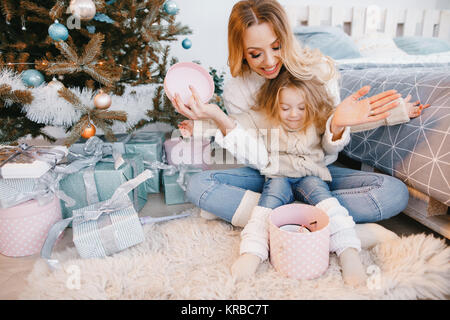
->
xmin=355 ymin=223 xmax=399 ymax=249
xmin=231 ymin=253 xmax=262 ymax=282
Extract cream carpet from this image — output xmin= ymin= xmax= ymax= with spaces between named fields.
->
xmin=20 ymin=210 xmax=450 ymax=300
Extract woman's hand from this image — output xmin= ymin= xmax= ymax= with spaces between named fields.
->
xmin=404 ymin=94 xmax=431 ymax=118
xmin=173 ymin=85 xmax=236 ymax=136
xmin=332 ymin=86 xmax=402 ymax=131
xmin=178 ymin=120 xmax=194 ymax=138
xmin=171 ymin=85 xmax=221 ymax=121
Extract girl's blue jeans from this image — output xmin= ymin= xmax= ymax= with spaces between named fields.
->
xmin=258 ymin=175 xmax=338 ymax=209
xmin=185 ymin=165 xmax=409 ymax=224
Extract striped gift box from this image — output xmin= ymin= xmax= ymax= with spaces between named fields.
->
xmin=71 ymin=195 xmax=145 ymax=259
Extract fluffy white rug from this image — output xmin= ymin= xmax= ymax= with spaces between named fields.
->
xmin=20 ymin=211 xmax=450 ymax=300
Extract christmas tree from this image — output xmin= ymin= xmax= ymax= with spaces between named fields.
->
xmin=0 ymin=0 xmax=194 ymax=145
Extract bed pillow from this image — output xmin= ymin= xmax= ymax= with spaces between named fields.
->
xmin=353 ymin=32 xmax=407 ymax=58
xmin=394 ymin=36 xmax=450 ymax=55
xmin=293 ymin=26 xmax=362 ymax=60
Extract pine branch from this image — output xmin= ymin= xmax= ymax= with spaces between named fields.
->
xmin=64 ymin=114 xmax=89 ymax=146
xmin=20 ymin=1 xmax=51 ymax=18
xmin=57 ymin=87 xmax=87 ymax=112
xmin=0 ymin=84 xmax=34 ymax=105
xmin=1 ymin=0 xmax=15 ymax=23
xmin=49 ymin=0 xmax=66 ymax=20
xmin=80 ymin=33 xmax=104 ymax=66
xmin=94 ymin=110 xmax=127 ymax=122
xmin=55 ymin=41 xmax=80 ymax=64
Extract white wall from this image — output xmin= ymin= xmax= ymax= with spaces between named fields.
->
xmin=169 ymin=0 xmax=450 ymax=76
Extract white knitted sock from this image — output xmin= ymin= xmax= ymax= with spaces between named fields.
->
xmin=316 ymin=197 xmax=361 ymax=255
xmin=231 ymin=190 xmax=262 ymax=227
xmin=239 ymin=206 xmax=272 ymax=261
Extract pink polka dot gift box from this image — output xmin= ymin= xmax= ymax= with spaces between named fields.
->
xmin=269 ymin=203 xmax=330 ymax=280
xmin=0 ymin=195 xmax=61 ymax=257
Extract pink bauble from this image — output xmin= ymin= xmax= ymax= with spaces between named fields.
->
xmin=70 ymin=0 xmax=96 ymax=21
xmin=94 ymin=91 xmax=112 ymax=109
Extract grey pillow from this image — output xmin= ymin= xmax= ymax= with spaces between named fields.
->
xmin=293 ymin=26 xmax=362 ymax=59
xmin=394 ymin=36 xmax=450 ymax=55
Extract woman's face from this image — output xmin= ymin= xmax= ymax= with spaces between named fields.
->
xmin=278 ymin=86 xmax=306 ymax=131
xmin=243 ymin=22 xmax=283 ymax=79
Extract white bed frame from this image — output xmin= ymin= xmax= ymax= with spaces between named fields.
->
xmin=284 ymin=4 xmax=450 ymax=239
xmin=285 ymin=4 xmax=450 ymax=40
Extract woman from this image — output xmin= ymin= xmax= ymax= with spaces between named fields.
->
xmin=171 ymin=0 xmax=424 ymax=283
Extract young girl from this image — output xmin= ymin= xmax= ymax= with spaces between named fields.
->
xmin=179 ymin=69 xmax=377 ymax=286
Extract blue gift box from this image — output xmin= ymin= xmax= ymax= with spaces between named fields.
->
xmin=162 ymin=167 xmax=202 ymax=205
xmin=125 ymin=131 xmax=166 ymax=194
xmin=59 ymin=153 xmax=146 ymax=220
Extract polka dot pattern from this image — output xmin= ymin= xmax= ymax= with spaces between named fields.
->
xmin=269 ymin=222 xmax=330 ymax=280
xmin=0 ymin=196 xmax=62 ymax=257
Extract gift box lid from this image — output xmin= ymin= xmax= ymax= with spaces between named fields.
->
xmin=0 ymin=146 xmax=68 ymax=179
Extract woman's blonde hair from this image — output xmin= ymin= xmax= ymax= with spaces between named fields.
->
xmin=254 ymin=68 xmax=334 ymax=134
xmin=228 ymin=0 xmax=336 ymax=83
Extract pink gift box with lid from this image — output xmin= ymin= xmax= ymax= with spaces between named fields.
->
xmin=269 ymin=203 xmax=330 ymax=280
xmin=0 ymin=195 xmax=62 ymax=257
xmin=164 ymin=137 xmax=211 ymax=170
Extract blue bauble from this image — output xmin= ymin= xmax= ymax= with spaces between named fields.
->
xmin=182 ymin=38 xmax=192 ymax=50
xmin=21 ymin=69 xmax=45 ymax=87
xmin=163 ymin=1 xmax=178 ymax=15
xmin=48 ymin=21 xmax=69 ymax=41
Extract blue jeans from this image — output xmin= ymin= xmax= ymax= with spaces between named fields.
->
xmin=258 ymin=176 xmax=335 ymax=209
xmin=185 ymin=165 xmax=409 ymax=224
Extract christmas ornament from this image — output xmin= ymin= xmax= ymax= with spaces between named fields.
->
xmin=21 ymin=69 xmax=45 ymax=87
xmin=93 ymin=90 xmax=112 ymax=109
xmin=163 ymin=1 xmax=178 ymax=15
xmin=69 ymin=0 xmax=97 ymax=21
xmin=182 ymin=38 xmax=192 ymax=49
xmin=81 ymin=122 xmax=96 ymax=139
xmin=46 ymin=77 xmax=65 ymax=91
xmin=48 ymin=21 xmax=69 ymax=41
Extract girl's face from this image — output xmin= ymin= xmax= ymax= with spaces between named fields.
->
xmin=243 ymin=22 xmax=283 ymax=79
xmin=278 ymin=86 xmax=306 ymax=131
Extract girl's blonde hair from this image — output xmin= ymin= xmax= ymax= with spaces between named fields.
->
xmin=255 ymin=68 xmax=334 ymax=134
xmin=228 ymin=0 xmax=336 ymax=83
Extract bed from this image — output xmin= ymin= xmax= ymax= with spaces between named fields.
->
xmin=285 ymin=4 xmax=450 ymax=238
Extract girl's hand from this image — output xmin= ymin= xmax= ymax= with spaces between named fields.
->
xmin=332 ymin=86 xmax=402 ymax=130
xmin=404 ymin=94 xmax=431 ymax=118
xmin=171 ymin=85 xmax=221 ymax=121
xmin=178 ymin=120 xmax=194 ymax=138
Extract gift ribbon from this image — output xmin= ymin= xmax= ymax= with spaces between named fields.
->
xmin=60 ymin=136 xmax=124 ymax=206
xmin=68 ymin=136 xmax=126 ymax=170
xmin=41 ymin=170 xmax=153 ymax=270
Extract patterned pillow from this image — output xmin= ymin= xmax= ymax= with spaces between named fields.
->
xmin=354 ymin=32 xmax=407 ymax=58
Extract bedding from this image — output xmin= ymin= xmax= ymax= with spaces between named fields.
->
xmin=394 ymin=36 xmax=450 ymax=55
xmin=336 ymin=56 xmax=450 ymax=206
xmin=293 ymin=26 xmax=362 ymax=60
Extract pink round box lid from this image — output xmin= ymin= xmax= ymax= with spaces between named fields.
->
xmin=164 ymin=62 xmax=214 ymax=105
